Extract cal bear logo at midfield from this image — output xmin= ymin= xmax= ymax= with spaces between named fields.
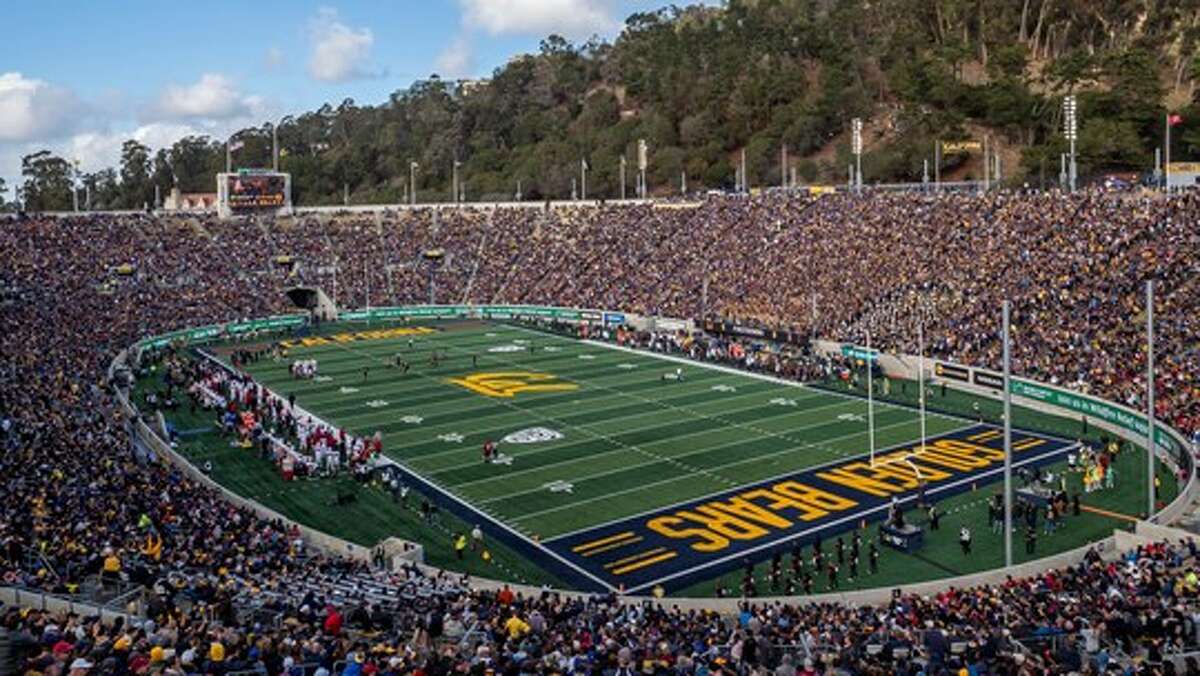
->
xmin=448 ymin=371 xmax=579 ymax=398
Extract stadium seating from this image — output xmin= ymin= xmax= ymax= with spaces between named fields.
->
xmin=1 ymin=188 xmax=1198 ymax=673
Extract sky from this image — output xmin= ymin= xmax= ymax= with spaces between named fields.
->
xmin=0 ymin=0 xmax=694 ymax=194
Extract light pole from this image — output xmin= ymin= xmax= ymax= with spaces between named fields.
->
xmin=781 ymin=144 xmax=788 ymax=189
xmin=271 ymin=122 xmax=279 ymax=172
xmin=854 ymin=117 xmax=864 ymax=193
xmin=581 ymin=158 xmax=588 ymax=201
xmin=71 ymin=159 xmax=80 ymax=212
xmin=620 ymin=155 xmax=627 ymax=200
xmin=637 ymin=139 xmax=648 ymax=199
xmin=409 ymin=161 xmax=418 ymax=205
xmin=452 ymin=160 xmax=461 ymax=204
xmin=740 ymin=147 xmax=747 ymax=193
xmin=1064 ymin=95 xmax=1078 ymax=192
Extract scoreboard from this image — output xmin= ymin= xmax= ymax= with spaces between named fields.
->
xmin=217 ymin=170 xmax=292 ymax=218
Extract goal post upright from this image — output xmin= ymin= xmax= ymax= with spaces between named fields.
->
xmin=1003 ymin=300 xmax=1013 ymax=568
xmin=918 ymin=319 xmax=926 ymax=454
xmin=867 ymin=330 xmax=876 ymax=467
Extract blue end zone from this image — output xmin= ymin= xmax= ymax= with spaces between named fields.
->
xmin=544 ymin=424 xmax=1075 ymax=594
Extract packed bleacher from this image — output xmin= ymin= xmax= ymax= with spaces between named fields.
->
xmin=1 ymin=188 xmax=1199 ymax=674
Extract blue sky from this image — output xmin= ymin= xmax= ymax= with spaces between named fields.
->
xmin=0 ymin=0 xmax=695 ymax=192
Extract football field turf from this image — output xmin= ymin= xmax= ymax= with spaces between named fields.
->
xmin=227 ymin=320 xmax=1079 ymax=593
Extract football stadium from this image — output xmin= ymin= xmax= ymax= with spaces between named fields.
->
xmin=4 ymin=2 xmax=1200 ymax=674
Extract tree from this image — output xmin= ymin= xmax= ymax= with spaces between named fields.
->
xmin=119 ymin=139 xmax=153 ymax=209
xmin=21 ymin=150 xmax=73 ymax=212
xmin=82 ymin=169 xmax=121 ymax=210
xmin=168 ymin=136 xmax=222 ymax=193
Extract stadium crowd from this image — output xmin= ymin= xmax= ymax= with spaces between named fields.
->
xmin=1 ymin=187 xmax=1199 ymax=674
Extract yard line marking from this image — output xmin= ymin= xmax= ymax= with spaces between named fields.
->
xmin=511 ymin=417 xmax=948 ymax=525
xmin=434 ymin=396 xmax=861 ymax=481
xmin=463 ymin=400 xmax=892 ymax=496
xmin=604 ymin=546 xmax=669 ymax=569
xmin=398 ymin=386 xmax=796 ymax=464
xmin=539 ymin=419 xmax=980 ymax=540
xmin=572 ymin=531 xmax=638 ymax=553
xmin=578 ymin=536 xmax=644 ymax=557
xmin=432 ymin=334 xmax=929 ymax=494
xmin=610 ymin=551 xmax=678 ymax=576
xmin=1080 ymin=504 xmax=1138 ymax=523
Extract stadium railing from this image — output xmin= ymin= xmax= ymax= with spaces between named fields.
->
xmin=0 ymin=585 xmax=139 ymax=623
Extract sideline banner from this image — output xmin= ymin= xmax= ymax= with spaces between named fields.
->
xmin=1010 ymin=379 xmax=1180 ymax=455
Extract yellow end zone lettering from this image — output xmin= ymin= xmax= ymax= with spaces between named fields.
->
xmin=447 ymin=371 xmax=579 ymax=398
xmin=645 ymin=483 xmax=858 ymax=553
xmin=281 ymin=326 xmax=435 ymax=348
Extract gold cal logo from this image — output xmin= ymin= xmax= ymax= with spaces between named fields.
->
xmin=448 ymin=371 xmax=579 ymax=398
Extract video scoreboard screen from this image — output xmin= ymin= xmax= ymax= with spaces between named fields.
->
xmin=227 ymin=173 xmax=287 ymax=209
xmin=218 ymin=170 xmax=291 ymax=218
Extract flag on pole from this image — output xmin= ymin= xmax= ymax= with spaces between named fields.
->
xmin=229 ymin=139 xmax=245 ymax=152
xmin=1169 ymin=114 xmax=1184 ymax=126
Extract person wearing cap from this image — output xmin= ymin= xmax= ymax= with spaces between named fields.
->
xmin=69 ymin=657 xmax=94 ymax=674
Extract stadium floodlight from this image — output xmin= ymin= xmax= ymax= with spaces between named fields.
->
xmin=72 ymin=159 xmax=80 ymax=212
xmin=1063 ymin=96 xmax=1078 ymax=192
xmin=453 ymin=160 xmax=461 ymax=205
xmin=409 ymin=161 xmax=418 ymax=206
xmin=619 ymin=155 xmax=627 ymax=201
xmin=851 ymin=118 xmax=864 ymax=192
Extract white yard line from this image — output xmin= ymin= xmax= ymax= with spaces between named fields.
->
xmin=422 ymin=391 xmax=832 ymax=473
xmin=453 ymin=396 xmax=869 ymax=492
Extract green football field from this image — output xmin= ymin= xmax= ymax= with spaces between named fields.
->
xmin=236 ymin=321 xmax=969 ymax=538
xmin=165 ymin=318 xmax=1173 ymax=594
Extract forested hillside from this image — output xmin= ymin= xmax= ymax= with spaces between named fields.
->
xmin=17 ymin=0 xmax=1200 ymax=209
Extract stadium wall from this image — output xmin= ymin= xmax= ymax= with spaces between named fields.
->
xmin=117 ymin=307 xmax=1199 ymax=608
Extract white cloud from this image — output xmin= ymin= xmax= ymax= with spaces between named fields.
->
xmin=150 ymin=73 xmax=264 ymax=121
xmin=307 ymin=7 xmax=376 ymax=82
xmin=435 ymin=36 xmax=475 ymax=79
xmin=67 ymin=122 xmax=201 ymax=175
xmin=0 ymin=72 xmax=82 ymax=142
xmin=459 ymin=0 xmax=617 ymax=39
